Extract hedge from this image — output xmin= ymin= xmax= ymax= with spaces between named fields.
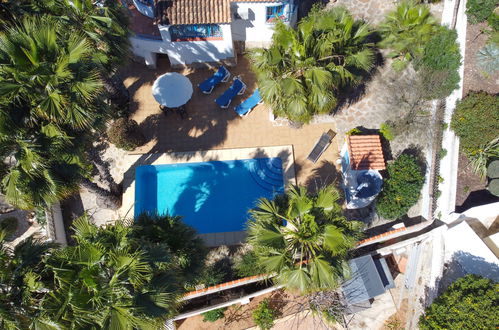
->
xmin=451 ymin=92 xmax=499 ymax=154
xmin=376 ymin=154 xmax=425 ymax=219
xmin=419 ymin=274 xmax=499 ymax=329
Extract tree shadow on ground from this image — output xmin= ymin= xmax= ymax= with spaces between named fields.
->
xmin=60 ymin=193 xmax=85 ymax=245
xmin=304 ymin=160 xmax=342 ymax=194
xmin=334 ymin=49 xmax=385 ymax=114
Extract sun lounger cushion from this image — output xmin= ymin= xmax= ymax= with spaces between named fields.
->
xmin=307 ymin=131 xmax=336 ymax=163
xmin=198 ymin=66 xmax=229 ymax=94
xmin=234 ymin=89 xmax=262 ymax=116
xmin=215 ymin=78 xmax=245 ymax=108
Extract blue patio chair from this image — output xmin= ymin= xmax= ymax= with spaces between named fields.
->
xmin=215 ymin=77 xmax=246 ymax=109
xmin=234 ymin=88 xmax=262 ymax=117
xmin=198 ymin=66 xmax=230 ymax=94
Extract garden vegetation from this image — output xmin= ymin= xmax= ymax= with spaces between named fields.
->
xmin=0 ymin=214 xmax=207 ymax=329
xmin=0 ymin=0 xmax=131 ymax=210
xmin=252 ymin=299 xmax=277 ymax=330
xmin=247 ymin=185 xmax=363 ymax=292
xmin=376 ymin=154 xmax=425 ymax=220
xmin=451 ymin=92 xmax=499 ymax=178
xmin=251 ymin=7 xmax=375 ymax=123
xmin=419 ymin=274 xmax=499 ymax=329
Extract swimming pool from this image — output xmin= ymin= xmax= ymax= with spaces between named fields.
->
xmin=134 ymin=158 xmax=285 ymax=234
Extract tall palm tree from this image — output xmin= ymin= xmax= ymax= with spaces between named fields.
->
xmin=379 ymin=1 xmax=437 ymax=71
xmin=44 ymin=0 xmax=131 ymax=74
xmin=0 ymin=16 xmax=106 ymax=129
xmin=246 ymin=185 xmax=364 ymax=293
xmin=41 ymin=215 xmax=183 ymax=329
xmin=0 ymin=230 xmax=57 ymax=329
xmin=0 ymin=17 xmax=109 ymax=209
xmin=0 ymin=122 xmax=90 ymax=209
xmin=250 ymin=7 xmax=375 ymax=124
xmin=132 ymin=213 xmax=207 ymax=285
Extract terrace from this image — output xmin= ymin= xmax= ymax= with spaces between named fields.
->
xmin=121 ymin=57 xmax=340 ymax=185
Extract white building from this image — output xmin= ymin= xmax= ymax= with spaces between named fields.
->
xmin=128 ymin=0 xmax=298 ymax=68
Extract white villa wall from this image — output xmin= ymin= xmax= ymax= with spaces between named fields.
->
xmin=131 ymin=24 xmax=234 ymax=68
xmin=160 ymin=24 xmax=234 ymax=67
xmin=230 ymin=1 xmax=296 ymax=47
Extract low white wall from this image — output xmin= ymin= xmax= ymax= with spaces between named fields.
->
xmin=172 ymin=285 xmax=282 ymax=321
xmin=231 ymin=0 xmax=296 ymax=47
xmin=436 ymin=0 xmax=467 ymax=222
xmin=447 ymin=201 xmax=499 ymax=227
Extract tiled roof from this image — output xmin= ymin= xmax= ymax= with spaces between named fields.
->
xmin=231 ymin=0 xmax=281 ymax=2
xmin=347 ymin=135 xmax=386 ymax=170
xmin=154 ymin=0 xmax=232 ymax=25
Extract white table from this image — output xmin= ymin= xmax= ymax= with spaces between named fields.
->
xmin=152 ymin=72 xmax=193 ymax=108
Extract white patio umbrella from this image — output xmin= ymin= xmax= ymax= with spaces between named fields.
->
xmin=152 ymin=72 xmax=193 ymax=108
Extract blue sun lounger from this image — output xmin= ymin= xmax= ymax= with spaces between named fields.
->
xmin=198 ymin=66 xmax=231 ymax=94
xmin=215 ymin=77 xmax=246 ymax=109
xmin=234 ymin=88 xmax=262 ymax=117
xmin=307 ymin=129 xmax=337 ymax=163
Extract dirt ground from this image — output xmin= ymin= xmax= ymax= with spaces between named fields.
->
xmin=176 ymin=290 xmax=308 ymax=330
xmin=455 ymin=21 xmax=499 ymax=210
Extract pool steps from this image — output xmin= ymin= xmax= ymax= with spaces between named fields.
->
xmin=248 ymin=158 xmax=285 ymax=194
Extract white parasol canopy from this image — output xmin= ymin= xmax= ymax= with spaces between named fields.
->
xmin=152 ymin=72 xmax=193 ymax=108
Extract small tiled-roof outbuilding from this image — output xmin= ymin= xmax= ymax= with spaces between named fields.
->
xmin=347 ymin=135 xmax=386 ymax=171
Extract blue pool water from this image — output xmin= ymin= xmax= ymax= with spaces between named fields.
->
xmin=134 ymin=158 xmax=285 ymax=234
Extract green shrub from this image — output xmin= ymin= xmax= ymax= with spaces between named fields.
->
xmin=379 ymin=1 xmax=437 ymax=70
xmin=419 ymin=274 xmax=499 ymax=329
xmin=35 ymin=207 xmax=47 ymax=227
xmin=488 ymin=178 xmax=499 ymax=196
xmin=476 ymin=42 xmax=499 ymax=74
xmin=346 ymin=128 xmax=362 ymax=136
xmin=196 ymin=264 xmax=226 ymax=287
xmin=416 ymin=26 xmax=461 ymax=99
xmin=468 ymin=138 xmax=499 ymax=179
xmin=487 ymin=160 xmax=499 ymax=178
xmin=252 ymin=299 xmax=277 ymax=330
xmin=487 ymin=13 xmax=499 ymax=31
xmin=107 ymin=118 xmax=146 ymax=151
xmin=0 ymin=217 xmax=18 ymax=236
xmin=376 ymin=154 xmax=425 ymax=219
xmin=202 ymin=308 xmax=227 ymax=322
xmin=380 ymin=122 xmax=394 ymax=141
xmin=438 ymin=148 xmax=447 ymax=160
xmin=234 ymin=251 xmax=266 ymax=278
xmin=466 ymin=0 xmax=499 ymax=24
xmin=451 ymin=92 xmax=499 ymax=154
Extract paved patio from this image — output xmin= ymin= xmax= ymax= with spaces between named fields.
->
xmin=122 ymin=56 xmax=341 ymax=188
xmin=82 ymin=54 xmax=432 ymax=225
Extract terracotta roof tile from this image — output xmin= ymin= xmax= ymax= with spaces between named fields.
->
xmin=154 ymin=0 xmax=232 ymax=25
xmin=347 ymin=135 xmax=386 ymax=170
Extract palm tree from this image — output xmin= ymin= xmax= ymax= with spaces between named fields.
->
xmin=41 ymin=215 xmax=183 ymax=329
xmin=132 ymin=213 xmax=207 ymax=285
xmin=44 ymin=0 xmax=131 ymax=74
xmin=246 ymin=185 xmax=364 ymax=293
xmin=0 ymin=230 xmax=57 ymax=329
xmin=379 ymin=1 xmax=437 ymax=71
xmin=0 ymin=124 xmax=90 ymax=209
xmin=0 ymin=17 xmax=109 ymax=209
xmin=0 ymin=16 xmax=106 ymax=129
xmin=250 ymin=7 xmax=375 ymax=123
